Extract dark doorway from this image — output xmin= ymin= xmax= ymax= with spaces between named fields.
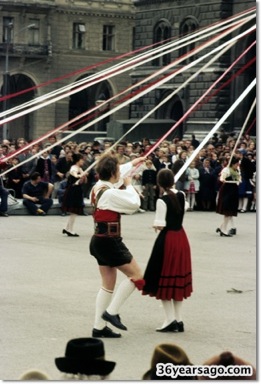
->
xmin=69 ymin=76 xmax=112 ymax=131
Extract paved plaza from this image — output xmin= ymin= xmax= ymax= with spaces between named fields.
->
xmin=0 ymin=210 xmax=256 ymax=380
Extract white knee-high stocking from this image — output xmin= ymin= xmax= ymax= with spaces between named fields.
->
xmin=221 ymin=216 xmax=230 ymax=234
xmin=65 ymin=213 xmax=77 ymax=233
xmin=106 ymin=279 xmax=135 ymax=315
xmin=157 ymin=300 xmax=175 ymax=329
xmin=174 ymin=300 xmax=183 ymax=322
xmin=94 ymin=287 xmax=113 ymax=330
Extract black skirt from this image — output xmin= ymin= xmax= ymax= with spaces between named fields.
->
xmin=216 ymin=183 xmax=238 ymax=216
xmin=62 ymin=184 xmax=84 ymax=215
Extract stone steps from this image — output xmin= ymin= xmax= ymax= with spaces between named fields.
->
xmin=7 ymin=198 xmax=93 ymax=216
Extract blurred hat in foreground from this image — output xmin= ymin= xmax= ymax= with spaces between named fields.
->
xmin=55 ymin=338 xmax=116 ymax=376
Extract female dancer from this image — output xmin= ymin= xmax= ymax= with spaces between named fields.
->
xmin=90 ymin=153 xmax=146 ymax=338
xmin=62 ymin=153 xmax=86 ymax=237
xmin=216 ymin=156 xmax=241 ymax=237
xmin=142 ymin=168 xmax=192 ymax=333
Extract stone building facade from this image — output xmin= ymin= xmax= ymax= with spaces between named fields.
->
xmin=0 ymin=0 xmax=256 ymax=142
xmin=0 ymin=0 xmax=136 ymax=141
xmin=128 ymin=0 xmax=256 ymax=141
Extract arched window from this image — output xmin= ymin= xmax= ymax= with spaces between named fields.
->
xmin=152 ymin=20 xmax=171 ymax=67
xmin=179 ymin=17 xmax=199 ymax=63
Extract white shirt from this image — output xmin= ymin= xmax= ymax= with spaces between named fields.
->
xmin=93 ymin=162 xmax=141 ymax=214
xmin=153 ymin=189 xmax=189 ymax=227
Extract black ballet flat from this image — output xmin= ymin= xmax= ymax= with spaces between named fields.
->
xmin=176 ymin=321 xmax=184 ymax=332
xmin=156 ymin=321 xmax=177 ymax=333
xmin=62 ymin=229 xmax=79 ymax=237
xmin=216 ymin=228 xmax=221 ymax=234
xmin=220 ymin=231 xmax=232 ymax=237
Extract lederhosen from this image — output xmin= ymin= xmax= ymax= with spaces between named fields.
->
xmin=89 ymin=186 xmax=133 ymax=267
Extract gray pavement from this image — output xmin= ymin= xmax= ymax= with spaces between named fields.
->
xmin=0 ymin=210 xmax=256 ymax=380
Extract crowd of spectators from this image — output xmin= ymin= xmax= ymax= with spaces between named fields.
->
xmin=0 ymin=129 xmax=256 ymax=213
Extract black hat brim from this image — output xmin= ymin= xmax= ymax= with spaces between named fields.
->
xmin=55 ymin=357 xmax=116 ymax=376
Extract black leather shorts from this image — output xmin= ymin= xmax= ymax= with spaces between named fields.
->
xmin=89 ymin=236 xmax=133 ymax=267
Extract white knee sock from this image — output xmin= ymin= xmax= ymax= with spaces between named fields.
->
xmin=229 ymin=217 xmax=235 ymax=229
xmin=94 ymin=287 xmax=113 ymax=330
xmin=174 ymin=300 xmax=183 ymax=322
xmin=221 ymin=216 xmax=230 ymax=234
xmin=106 ymin=279 xmax=135 ymax=315
xmin=157 ymin=300 xmax=175 ymax=329
xmin=242 ymin=197 xmax=248 ymax=211
xmin=66 ymin=213 xmax=77 ymax=232
xmin=190 ymin=194 xmax=195 ymax=209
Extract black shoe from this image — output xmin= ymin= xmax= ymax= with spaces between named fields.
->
xmin=102 ymin=311 xmax=127 ymax=331
xmin=216 ymin=228 xmax=221 ymax=234
xmin=176 ymin=321 xmax=184 ymax=332
xmin=229 ymin=228 xmax=237 ymax=235
xmin=220 ymin=231 xmax=232 ymax=237
xmin=62 ymin=229 xmax=79 ymax=237
xmin=92 ymin=326 xmax=121 ymax=338
xmin=156 ymin=320 xmax=177 ymax=332
xmin=0 ymin=211 xmax=8 ymax=217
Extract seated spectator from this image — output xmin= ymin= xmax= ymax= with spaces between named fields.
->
xmin=57 ymin=178 xmax=68 ymax=216
xmin=55 ymin=338 xmax=116 ymax=380
xmin=142 ymin=343 xmax=195 ymax=380
xmin=197 ymin=351 xmax=256 ymax=380
xmin=0 ymin=178 xmax=9 ymax=217
xmin=22 ymin=172 xmax=53 ymax=216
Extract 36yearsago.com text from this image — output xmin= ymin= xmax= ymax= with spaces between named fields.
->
xmin=156 ymin=364 xmax=253 ymax=379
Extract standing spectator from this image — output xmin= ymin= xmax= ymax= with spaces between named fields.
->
xmin=153 ymin=148 xmax=167 ymax=172
xmin=47 ymin=135 xmax=63 ymax=159
xmin=62 ymin=153 xmax=86 ymax=237
xmin=18 ymin=146 xmax=38 ymax=182
xmin=191 ymin=134 xmax=200 ymax=149
xmin=216 ymin=157 xmax=241 ymax=236
xmin=237 ymin=149 xmax=255 ymax=212
xmin=35 ymin=149 xmax=52 ymax=182
xmin=6 ymin=157 xmax=24 ymax=198
xmin=57 ymin=178 xmax=68 ymax=216
xmin=184 ymin=160 xmax=200 ymax=211
xmin=142 ymin=169 xmax=192 ymax=333
xmin=250 ymin=171 xmax=256 ymax=212
xmin=171 ymin=150 xmax=188 ymax=192
xmin=22 ymin=172 xmax=54 ymax=215
xmin=159 ymin=154 xmax=172 ymax=170
xmin=0 ymin=178 xmax=9 ymax=216
xmin=115 ymin=144 xmax=129 ymax=164
xmin=141 ymin=159 xmax=157 ymax=211
xmin=198 ymin=158 xmax=216 ymax=211
xmin=55 ymin=151 xmax=73 ymax=183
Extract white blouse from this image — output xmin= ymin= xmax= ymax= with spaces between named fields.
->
xmin=153 ymin=189 xmax=189 ymax=227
